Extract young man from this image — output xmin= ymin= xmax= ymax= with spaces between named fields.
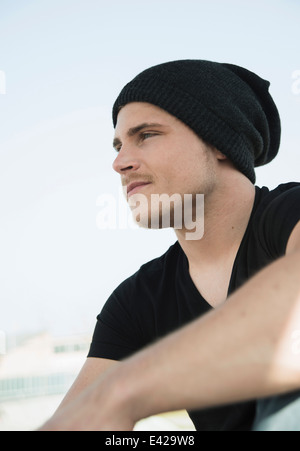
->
xmin=41 ymin=60 xmax=300 ymax=431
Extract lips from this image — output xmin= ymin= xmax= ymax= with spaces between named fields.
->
xmin=127 ymin=181 xmax=152 ymax=197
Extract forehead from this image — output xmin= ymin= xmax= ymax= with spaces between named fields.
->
xmin=115 ymin=102 xmax=177 ymax=131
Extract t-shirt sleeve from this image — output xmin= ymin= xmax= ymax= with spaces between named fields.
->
xmin=258 ymin=183 xmax=300 ymax=258
xmin=87 ymin=277 xmax=146 ymax=361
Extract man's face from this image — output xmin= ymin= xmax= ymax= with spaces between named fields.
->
xmin=112 ymin=102 xmax=217 ymax=229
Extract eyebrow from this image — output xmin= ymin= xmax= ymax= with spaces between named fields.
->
xmin=113 ymin=122 xmax=165 ymax=149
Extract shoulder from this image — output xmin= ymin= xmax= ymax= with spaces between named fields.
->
xmin=255 ymin=181 xmax=300 ymax=205
xmin=139 ymin=240 xmax=182 ymax=275
xmin=254 ymin=182 xmax=300 ymax=257
xmin=261 ymin=180 xmax=300 ymax=199
xmin=114 ymin=241 xmax=181 ymax=296
xmin=255 ymin=182 xmax=300 ymax=220
xmin=93 ymin=241 xmax=183 ymax=357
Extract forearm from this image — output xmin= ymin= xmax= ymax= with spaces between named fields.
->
xmin=115 ymin=251 xmax=300 ymax=423
xmin=40 ymin=250 xmax=300 ymax=431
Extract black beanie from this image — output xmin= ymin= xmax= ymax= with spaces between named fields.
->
xmin=112 ymin=59 xmax=281 ymax=184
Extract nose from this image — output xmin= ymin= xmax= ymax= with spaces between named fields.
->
xmin=112 ymin=147 xmax=141 ymax=175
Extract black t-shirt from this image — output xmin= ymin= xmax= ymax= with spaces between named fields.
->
xmin=88 ymin=183 xmax=300 ymax=431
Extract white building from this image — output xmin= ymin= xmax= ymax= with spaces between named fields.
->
xmin=0 ymin=332 xmax=90 ymax=430
xmin=0 ymin=332 xmax=194 ymax=431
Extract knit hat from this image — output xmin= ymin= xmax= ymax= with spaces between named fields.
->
xmin=112 ymin=60 xmax=281 ymax=184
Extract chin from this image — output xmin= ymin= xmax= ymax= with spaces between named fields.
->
xmin=128 ymin=193 xmax=183 ymax=230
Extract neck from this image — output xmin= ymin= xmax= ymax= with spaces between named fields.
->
xmin=175 ymin=174 xmax=256 ymax=269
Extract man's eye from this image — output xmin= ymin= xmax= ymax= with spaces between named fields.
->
xmin=141 ymin=132 xmax=158 ymax=141
xmin=114 ymin=132 xmax=159 ymax=152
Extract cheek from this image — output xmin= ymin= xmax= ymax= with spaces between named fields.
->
xmin=161 ymin=162 xmax=202 ymax=195
xmin=152 ymin=136 xmax=207 ymax=192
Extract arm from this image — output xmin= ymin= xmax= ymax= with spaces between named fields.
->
xmin=41 ymin=223 xmax=300 ymax=431
xmin=45 ymin=357 xmax=118 ymax=418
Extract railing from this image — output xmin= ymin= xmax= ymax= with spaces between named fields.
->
xmin=0 ymin=372 xmax=76 ymax=402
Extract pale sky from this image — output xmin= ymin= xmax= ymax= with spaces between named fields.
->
xmin=0 ymin=0 xmax=299 ymax=337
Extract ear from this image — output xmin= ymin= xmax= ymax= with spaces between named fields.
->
xmin=211 ymin=147 xmax=227 ymax=161
xmin=286 ymin=221 xmax=300 ymax=255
